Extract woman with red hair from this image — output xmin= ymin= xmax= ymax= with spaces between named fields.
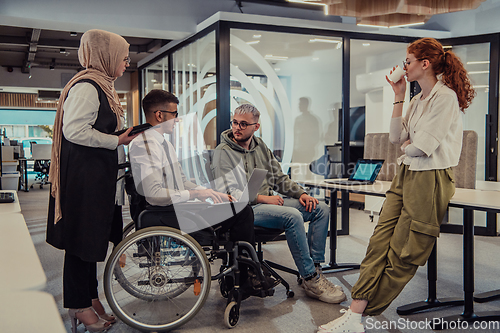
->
xmin=317 ymin=37 xmax=475 ymax=333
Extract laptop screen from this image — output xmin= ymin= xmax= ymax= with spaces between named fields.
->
xmin=350 ymin=159 xmax=384 ymax=182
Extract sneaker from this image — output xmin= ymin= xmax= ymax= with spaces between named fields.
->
xmin=317 ymin=309 xmax=365 ymax=333
xmin=314 ymin=266 xmax=344 ymax=293
xmin=302 ymin=274 xmax=346 ymax=303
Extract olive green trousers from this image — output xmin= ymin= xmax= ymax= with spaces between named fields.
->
xmin=350 ymin=164 xmax=455 ymax=316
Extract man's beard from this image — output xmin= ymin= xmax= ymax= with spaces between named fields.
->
xmin=233 ymin=131 xmax=252 ymax=143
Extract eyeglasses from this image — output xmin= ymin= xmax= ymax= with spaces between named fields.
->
xmin=156 ymin=110 xmax=178 ymax=118
xmin=230 ymin=120 xmax=257 ymax=130
xmin=124 ymin=56 xmax=131 ymax=65
xmin=402 ymin=58 xmax=424 ymax=68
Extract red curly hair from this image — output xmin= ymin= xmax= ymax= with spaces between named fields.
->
xmin=407 ymin=38 xmax=476 ymax=112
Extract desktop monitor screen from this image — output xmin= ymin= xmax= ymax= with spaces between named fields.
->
xmin=338 ymin=106 xmax=365 ymax=142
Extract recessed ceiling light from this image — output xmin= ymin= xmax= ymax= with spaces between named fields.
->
xmin=357 ymin=23 xmax=388 ymax=29
xmin=253 ymin=34 xmax=261 ymax=39
xmin=246 ymin=40 xmax=260 ymax=45
xmin=469 ymin=71 xmax=489 ymax=74
xmin=389 ymin=22 xmax=425 ymax=28
xmin=309 ymin=38 xmax=341 ymax=44
xmin=362 ymin=43 xmax=370 ymax=46
xmin=467 ymin=61 xmax=490 ymax=64
xmin=265 ymin=55 xmax=288 ymax=61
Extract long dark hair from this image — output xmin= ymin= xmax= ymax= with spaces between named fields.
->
xmin=407 ymin=38 xmax=475 ymax=112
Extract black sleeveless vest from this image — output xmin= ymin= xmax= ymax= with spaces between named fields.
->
xmin=47 ymin=79 xmax=120 ymax=262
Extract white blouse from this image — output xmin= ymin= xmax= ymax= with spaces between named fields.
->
xmin=389 ymin=80 xmax=463 ymax=171
xmin=62 ymin=82 xmax=119 ymax=150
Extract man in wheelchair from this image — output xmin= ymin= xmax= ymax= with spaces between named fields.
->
xmin=128 ymin=90 xmax=275 ymax=297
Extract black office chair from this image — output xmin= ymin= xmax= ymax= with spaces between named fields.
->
xmin=254 ymin=226 xmax=299 ymax=298
xmin=32 ymin=159 xmax=50 ymax=189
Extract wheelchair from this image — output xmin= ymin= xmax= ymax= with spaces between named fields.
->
xmin=103 ymin=167 xmax=284 ymax=332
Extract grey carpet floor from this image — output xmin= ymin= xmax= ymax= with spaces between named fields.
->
xmin=17 ymin=187 xmax=500 ymax=333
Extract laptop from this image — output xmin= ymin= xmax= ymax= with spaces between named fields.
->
xmin=237 ymin=168 xmax=268 ymax=202
xmin=325 ymin=159 xmax=384 ymax=185
xmin=205 ymin=168 xmax=268 ymax=204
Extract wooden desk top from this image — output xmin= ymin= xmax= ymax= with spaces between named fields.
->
xmin=0 ymin=213 xmax=47 ymax=292
xmin=0 ymin=190 xmax=21 ymax=215
xmin=0 ymin=291 xmax=65 ymax=333
xmin=298 ymin=179 xmax=500 ymax=213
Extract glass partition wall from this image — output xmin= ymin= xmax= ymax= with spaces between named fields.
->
xmin=230 ymin=29 xmax=343 ymax=179
xmin=140 ymin=20 xmax=500 ymax=235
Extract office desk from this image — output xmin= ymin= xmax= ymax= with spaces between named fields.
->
xmin=298 ymin=179 xmax=500 ymax=328
xmin=0 ymin=213 xmax=47 ymax=291
xmin=0 ymin=291 xmax=65 ymax=333
xmin=0 ymin=190 xmax=21 ymax=215
xmin=297 ymin=180 xmax=391 ymax=271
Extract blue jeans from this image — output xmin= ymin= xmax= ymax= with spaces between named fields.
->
xmin=253 ymin=198 xmax=329 ymax=278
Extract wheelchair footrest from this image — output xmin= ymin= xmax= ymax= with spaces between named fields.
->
xmin=253 ymin=287 xmax=275 ymax=298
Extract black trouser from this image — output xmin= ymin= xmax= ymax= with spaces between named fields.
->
xmin=204 ymin=204 xmax=255 ymax=247
xmin=63 ymin=252 xmax=99 ymax=309
xmin=140 ymin=203 xmax=255 ymax=247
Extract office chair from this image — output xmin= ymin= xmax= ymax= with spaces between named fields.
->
xmin=31 ymin=143 xmax=52 ymax=189
xmin=254 ymin=226 xmax=299 ymax=298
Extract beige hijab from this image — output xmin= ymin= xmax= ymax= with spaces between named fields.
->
xmin=49 ymin=29 xmax=130 ymax=223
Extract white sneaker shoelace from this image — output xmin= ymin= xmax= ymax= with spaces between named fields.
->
xmin=317 ymin=275 xmax=342 ymax=294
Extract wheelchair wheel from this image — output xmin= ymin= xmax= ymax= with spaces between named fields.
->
xmin=122 ymin=221 xmax=135 ymax=239
xmin=224 ymin=301 xmax=239 ymax=328
xmin=104 ymin=226 xmax=211 ymax=332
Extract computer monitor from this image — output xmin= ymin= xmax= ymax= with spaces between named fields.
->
xmin=338 ymin=106 xmax=365 ymax=142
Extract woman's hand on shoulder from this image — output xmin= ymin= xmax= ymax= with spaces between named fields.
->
xmin=117 ymin=127 xmax=140 ymax=146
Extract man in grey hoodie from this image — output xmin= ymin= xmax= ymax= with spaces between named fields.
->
xmin=212 ymin=104 xmax=346 ymax=304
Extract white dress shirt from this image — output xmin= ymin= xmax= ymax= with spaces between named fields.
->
xmin=62 ymin=82 xmax=118 ymax=150
xmin=129 ymin=129 xmax=204 ymax=206
xmin=389 ymin=80 xmax=463 ymax=171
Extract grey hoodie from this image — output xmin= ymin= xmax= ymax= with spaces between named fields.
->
xmin=211 ymin=129 xmax=306 ymax=205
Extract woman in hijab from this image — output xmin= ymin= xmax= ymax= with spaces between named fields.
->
xmin=46 ymin=29 xmax=138 ymax=332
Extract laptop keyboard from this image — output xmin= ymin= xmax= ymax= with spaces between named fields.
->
xmin=0 ymin=192 xmax=15 ymax=203
xmin=325 ymin=180 xmax=372 ymax=186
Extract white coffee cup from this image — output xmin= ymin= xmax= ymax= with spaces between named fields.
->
xmin=388 ymin=66 xmax=405 ymax=82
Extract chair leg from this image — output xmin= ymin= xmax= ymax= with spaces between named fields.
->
xmin=264 ymin=260 xmax=300 ymax=280
xmin=261 ymin=261 xmax=294 ymax=298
